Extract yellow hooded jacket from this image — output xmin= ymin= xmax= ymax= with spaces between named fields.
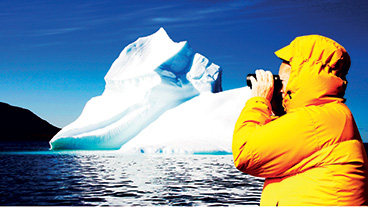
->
xmin=232 ymin=35 xmax=368 ymax=206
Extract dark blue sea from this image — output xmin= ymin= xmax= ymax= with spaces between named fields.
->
xmin=0 ymin=141 xmax=263 ymax=206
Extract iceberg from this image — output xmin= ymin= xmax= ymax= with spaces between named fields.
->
xmin=50 ymin=28 xmax=250 ymax=152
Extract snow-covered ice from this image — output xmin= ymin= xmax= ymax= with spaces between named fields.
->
xmin=49 ymin=28 xmax=250 ymax=153
xmin=119 ymin=87 xmax=250 ymax=154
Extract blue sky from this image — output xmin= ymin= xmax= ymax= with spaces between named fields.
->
xmin=1 ymin=0 xmax=367 ymax=141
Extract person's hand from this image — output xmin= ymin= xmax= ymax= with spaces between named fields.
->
xmin=250 ymin=69 xmax=274 ymax=102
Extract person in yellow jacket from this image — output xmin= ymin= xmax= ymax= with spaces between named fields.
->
xmin=232 ymin=35 xmax=368 ymax=206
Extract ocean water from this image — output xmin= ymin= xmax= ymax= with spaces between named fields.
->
xmin=0 ymin=142 xmax=263 ymax=206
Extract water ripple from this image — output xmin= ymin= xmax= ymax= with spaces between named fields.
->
xmin=0 ymin=152 xmax=263 ymax=206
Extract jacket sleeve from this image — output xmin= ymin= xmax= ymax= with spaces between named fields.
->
xmin=232 ymin=97 xmax=319 ymax=178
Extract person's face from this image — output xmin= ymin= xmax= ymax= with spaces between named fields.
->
xmin=278 ymin=61 xmax=291 ymax=99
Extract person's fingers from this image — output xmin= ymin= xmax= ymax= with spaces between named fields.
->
xmin=256 ymin=69 xmax=263 ymax=82
xmin=251 ymin=69 xmax=274 ymax=101
xmin=265 ymin=70 xmax=273 ymax=85
xmin=255 ymin=70 xmax=259 ymax=82
xmin=249 ymin=76 xmax=257 ymax=88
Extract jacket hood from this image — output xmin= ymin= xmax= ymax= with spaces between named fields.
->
xmin=275 ymin=35 xmax=350 ymax=112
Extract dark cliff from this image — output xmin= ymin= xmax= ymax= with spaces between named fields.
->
xmin=0 ymin=102 xmax=60 ymax=141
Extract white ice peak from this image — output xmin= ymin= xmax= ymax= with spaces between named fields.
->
xmin=105 ymin=28 xmax=190 ymax=81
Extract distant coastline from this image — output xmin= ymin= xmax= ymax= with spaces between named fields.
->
xmin=0 ymin=102 xmax=60 ymax=142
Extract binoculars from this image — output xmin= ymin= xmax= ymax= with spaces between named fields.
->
xmin=246 ymin=74 xmax=282 ymax=92
xmin=246 ymin=74 xmax=285 ymax=116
